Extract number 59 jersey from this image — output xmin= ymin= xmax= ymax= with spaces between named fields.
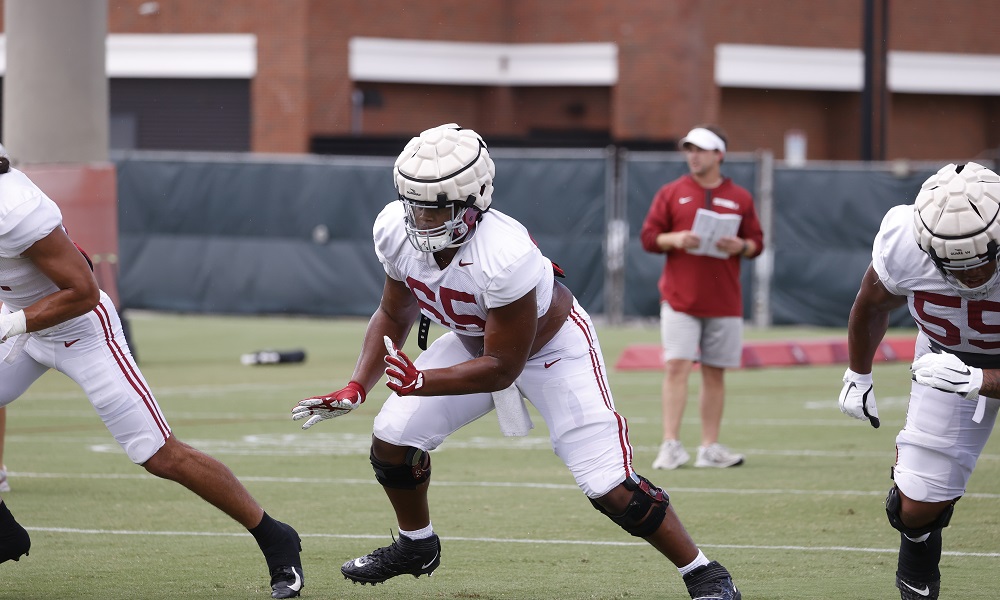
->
xmin=372 ymin=201 xmax=555 ymax=337
xmin=874 ymin=204 xmax=1000 ymax=358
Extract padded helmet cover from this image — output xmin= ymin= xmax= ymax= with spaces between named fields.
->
xmin=394 ymin=123 xmax=495 ymax=211
xmin=913 ymin=162 xmax=1000 ymax=270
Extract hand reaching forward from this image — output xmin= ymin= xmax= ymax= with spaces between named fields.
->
xmin=383 ymin=336 xmax=424 ymax=396
xmin=911 ymin=352 xmax=983 ymax=399
xmin=838 ymin=369 xmax=880 ymax=428
xmin=291 ymin=381 xmax=366 ymax=430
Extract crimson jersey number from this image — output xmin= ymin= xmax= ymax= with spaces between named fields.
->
xmin=913 ymin=290 xmax=1000 ymax=350
xmin=406 ymin=277 xmax=486 ymax=332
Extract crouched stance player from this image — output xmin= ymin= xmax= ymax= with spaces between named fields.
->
xmin=840 ymin=162 xmax=1000 ymax=599
xmin=0 ymin=149 xmax=303 ymax=599
xmin=293 ymin=123 xmax=740 ymax=599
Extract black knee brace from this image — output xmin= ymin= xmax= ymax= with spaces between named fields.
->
xmin=885 ymin=486 xmax=955 ymax=538
xmin=370 ymin=446 xmax=431 ymax=490
xmin=590 ymin=474 xmax=670 ymax=538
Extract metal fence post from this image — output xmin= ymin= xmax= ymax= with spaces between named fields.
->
xmin=605 ymin=145 xmax=626 ymax=325
xmin=752 ymin=149 xmax=774 ymax=327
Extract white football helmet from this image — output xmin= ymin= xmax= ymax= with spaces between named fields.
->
xmin=393 ymin=123 xmax=495 ymax=253
xmin=913 ymin=162 xmax=1000 ymax=298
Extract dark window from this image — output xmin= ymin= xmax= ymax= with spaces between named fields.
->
xmin=110 ymin=79 xmax=250 ymax=152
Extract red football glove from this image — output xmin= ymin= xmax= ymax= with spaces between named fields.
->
xmin=291 ymin=380 xmax=366 ymax=430
xmin=383 ymin=335 xmax=425 ymax=396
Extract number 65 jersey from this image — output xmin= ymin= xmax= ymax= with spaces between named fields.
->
xmin=873 ymin=204 xmax=1000 ymax=364
xmin=372 ymin=201 xmax=555 ymax=337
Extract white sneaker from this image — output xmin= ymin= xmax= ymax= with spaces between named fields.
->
xmin=652 ymin=440 xmax=690 ymax=470
xmin=0 ymin=466 xmax=10 ymax=493
xmin=695 ymin=443 xmax=745 ymax=468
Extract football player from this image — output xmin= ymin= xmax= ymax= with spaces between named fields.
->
xmin=0 ymin=147 xmax=303 ymax=598
xmin=839 ymin=162 xmax=1000 ymax=599
xmin=293 ymin=124 xmax=741 ymax=599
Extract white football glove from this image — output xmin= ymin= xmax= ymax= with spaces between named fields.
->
xmin=838 ymin=369 xmax=880 ymax=428
xmin=0 ymin=310 xmax=26 ymax=343
xmin=291 ymin=381 xmax=366 ymax=430
xmin=911 ymin=352 xmax=983 ymax=400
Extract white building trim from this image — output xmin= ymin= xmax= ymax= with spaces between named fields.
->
xmin=889 ymin=51 xmax=1000 ymax=95
xmin=349 ymin=37 xmax=618 ymax=86
xmin=716 ymin=43 xmax=1000 ymax=95
xmin=0 ymin=34 xmax=257 ymax=78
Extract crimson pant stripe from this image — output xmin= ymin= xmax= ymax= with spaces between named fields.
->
xmin=93 ymin=303 xmax=170 ymax=437
xmin=568 ymin=307 xmax=633 ymax=471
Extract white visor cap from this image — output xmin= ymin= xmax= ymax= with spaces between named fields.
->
xmin=679 ymin=127 xmax=726 ymax=152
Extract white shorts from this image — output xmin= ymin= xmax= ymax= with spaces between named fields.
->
xmin=893 ymin=343 xmax=1000 ymax=502
xmin=373 ymin=300 xmax=635 ymax=498
xmin=659 ymin=302 xmax=743 ymax=368
xmin=0 ymin=292 xmax=170 ymax=464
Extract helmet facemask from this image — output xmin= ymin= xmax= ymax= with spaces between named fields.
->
xmin=936 ymin=246 xmax=1000 ymax=300
xmin=400 ymin=193 xmax=482 ymax=253
xmin=913 ymin=162 xmax=1000 ymax=299
xmin=393 ymin=123 xmax=495 ymax=254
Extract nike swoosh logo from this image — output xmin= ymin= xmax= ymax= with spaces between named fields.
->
xmin=848 ymin=382 xmax=880 ymax=428
xmin=458 ymin=260 xmax=473 ymax=267
xmin=287 ymin=567 xmax=303 ymax=592
xmin=421 ymin=551 xmax=439 ymax=570
xmin=353 ymin=557 xmax=369 ymax=568
xmin=544 ymin=359 xmax=561 ymax=368
xmin=679 ymin=196 xmax=694 ymax=204
xmin=944 ymin=366 xmax=971 ymax=376
xmin=900 ymin=581 xmax=930 ymax=596
xmin=64 ymin=339 xmax=81 ymax=348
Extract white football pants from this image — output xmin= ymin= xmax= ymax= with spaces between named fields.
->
xmin=374 ymin=300 xmax=635 ymax=498
xmin=0 ymin=291 xmax=170 ymax=464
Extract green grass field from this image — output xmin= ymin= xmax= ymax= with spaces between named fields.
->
xmin=2 ymin=313 xmax=998 ymax=599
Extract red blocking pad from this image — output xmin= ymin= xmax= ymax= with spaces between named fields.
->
xmin=614 ymin=336 xmax=917 ymax=371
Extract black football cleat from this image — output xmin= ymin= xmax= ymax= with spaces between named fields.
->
xmin=341 ymin=532 xmax=441 ymax=585
xmin=684 ymin=561 xmax=741 ymax=600
xmin=0 ymin=519 xmax=30 ymax=564
xmin=267 ymin=521 xmax=303 ymax=598
xmin=270 ymin=565 xmax=304 ymax=599
xmin=896 ymin=573 xmax=939 ymax=600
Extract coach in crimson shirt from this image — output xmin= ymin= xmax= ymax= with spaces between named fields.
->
xmin=640 ymin=125 xmax=764 ymax=472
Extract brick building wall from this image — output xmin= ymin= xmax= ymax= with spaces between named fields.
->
xmin=2 ymin=0 xmax=998 ymax=160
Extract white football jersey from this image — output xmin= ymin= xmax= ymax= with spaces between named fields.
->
xmin=373 ymin=202 xmax=554 ymax=337
xmin=874 ymin=204 xmax=1000 ymax=356
xmin=0 ymin=168 xmax=64 ymax=312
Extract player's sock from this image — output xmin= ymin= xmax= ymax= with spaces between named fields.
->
xmin=250 ymin=512 xmax=300 ymax=572
xmin=897 ymin=529 xmax=942 ymax=583
xmin=399 ymin=522 xmax=434 ymax=541
xmin=677 ymin=549 xmax=710 ymax=576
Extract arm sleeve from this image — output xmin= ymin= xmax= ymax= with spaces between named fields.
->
xmin=483 ymin=249 xmax=546 ymax=309
xmin=871 ymin=206 xmax=911 ymax=296
xmin=738 ymin=192 xmax=765 ymax=255
xmin=0 ymin=193 xmax=62 ymax=257
xmin=372 ymin=203 xmax=405 ymax=282
xmin=640 ymin=185 xmax=673 ymax=253
xmin=871 ymin=223 xmax=902 ymax=295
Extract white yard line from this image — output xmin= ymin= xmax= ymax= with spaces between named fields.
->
xmin=7 ymin=470 xmax=1000 ymax=499
xmin=22 ymin=526 xmax=1000 ymax=558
